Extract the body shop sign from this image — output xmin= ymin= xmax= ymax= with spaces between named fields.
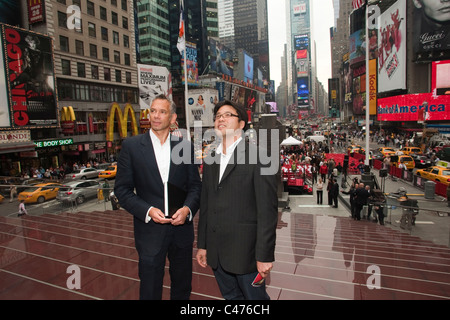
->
xmin=377 ymin=93 xmax=450 ymax=122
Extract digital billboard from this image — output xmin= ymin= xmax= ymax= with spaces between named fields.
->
xmin=294 ymin=34 xmax=309 ymax=50
xmin=209 ymin=38 xmax=234 ymax=77
xmin=377 ymin=93 xmax=450 ymax=122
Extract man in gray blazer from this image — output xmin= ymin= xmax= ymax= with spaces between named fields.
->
xmin=196 ymin=100 xmax=278 ymax=300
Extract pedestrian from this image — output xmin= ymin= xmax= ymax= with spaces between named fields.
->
xmin=316 ymin=177 xmax=324 ymax=204
xmin=196 ymin=100 xmax=278 ymax=300
xmin=331 ymin=178 xmax=339 ymax=208
xmin=354 ymin=183 xmax=370 ymax=220
xmin=9 ymin=185 xmax=17 ymax=203
xmin=18 ymin=200 xmax=27 ymax=217
xmin=327 ymin=178 xmax=334 ymax=206
xmin=114 ymin=95 xmax=202 ymax=300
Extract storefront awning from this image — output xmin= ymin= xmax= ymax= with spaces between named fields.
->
xmin=0 ymin=143 xmax=36 ymax=155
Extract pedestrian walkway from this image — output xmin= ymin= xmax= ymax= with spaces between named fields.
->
xmin=1 ymin=191 xmax=449 ymax=300
xmin=338 ymin=168 xmax=450 ymax=248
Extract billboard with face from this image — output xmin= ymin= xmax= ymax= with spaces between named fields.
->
xmin=413 ymin=0 xmax=450 ymax=62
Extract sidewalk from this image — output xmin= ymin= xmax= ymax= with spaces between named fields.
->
xmin=338 ymin=168 xmax=450 ymax=248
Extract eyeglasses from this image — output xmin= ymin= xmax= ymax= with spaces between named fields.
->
xmin=213 ymin=112 xmax=239 ymax=121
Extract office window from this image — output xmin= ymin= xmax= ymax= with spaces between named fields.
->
xmin=59 ymin=35 xmax=69 ymax=52
xmin=102 ymin=47 xmax=109 ymax=61
xmin=75 ymin=40 xmax=84 ymax=56
xmin=104 ymin=67 xmax=111 ymax=81
xmin=115 ymin=70 xmax=121 ymax=83
xmin=88 ymin=22 xmax=96 ymax=37
xmin=101 ymin=27 xmax=108 ymax=41
xmin=77 ymin=62 xmax=86 ymax=78
xmin=121 ymin=0 xmax=127 ymax=11
xmin=126 ymin=71 xmax=131 ymax=84
xmin=123 ymin=34 xmax=129 ymax=48
xmin=100 ymin=6 xmax=107 ymax=21
xmin=114 ymin=51 xmax=120 ymax=64
xmin=91 ymin=65 xmax=99 ymax=79
xmin=58 ymin=11 xmax=67 ymax=28
xmin=87 ymin=1 xmax=95 ymax=16
xmin=89 ymin=44 xmax=97 ymax=58
xmin=112 ymin=11 xmax=118 ymax=25
xmin=124 ymin=53 xmax=130 ymax=66
xmin=113 ymin=31 xmax=119 ymax=45
xmin=111 ymin=0 xmax=117 ymax=6
xmin=62 ymin=59 xmax=71 ymax=75
xmin=122 ymin=17 xmax=128 ymax=29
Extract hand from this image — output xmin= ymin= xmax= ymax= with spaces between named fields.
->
xmin=148 ymin=207 xmax=172 ymax=224
xmin=196 ymin=249 xmax=207 ymax=268
xmin=257 ymin=261 xmax=273 ymax=279
xmin=171 ymin=207 xmax=190 ymax=226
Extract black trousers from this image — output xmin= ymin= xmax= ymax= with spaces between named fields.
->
xmin=317 ymin=190 xmax=323 ymax=204
xmin=137 ymin=230 xmax=193 ymax=300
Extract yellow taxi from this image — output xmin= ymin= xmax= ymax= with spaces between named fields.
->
xmin=378 ymin=147 xmax=397 ymax=156
xmin=389 ymin=155 xmax=415 ymax=171
xmin=348 ymin=145 xmax=365 ymax=154
xmin=98 ymin=165 xmax=117 ymax=179
xmin=18 ymin=183 xmax=61 ymax=204
xmin=400 ymin=147 xmax=422 ymax=155
xmin=416 ymin=166 xmax=450 ymax=185
xmin=0 ymin=194 xmax=4 ymax=203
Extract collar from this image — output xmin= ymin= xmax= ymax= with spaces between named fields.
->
xmin=216 ymin=137 xmax=242 ymax=156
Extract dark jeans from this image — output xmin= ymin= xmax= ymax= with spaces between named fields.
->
xmin=213 ymin=263 xmax=270 ymax=300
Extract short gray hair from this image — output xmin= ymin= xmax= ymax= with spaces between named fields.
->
xmin=153 ymin=94 xmax=177 ymax=115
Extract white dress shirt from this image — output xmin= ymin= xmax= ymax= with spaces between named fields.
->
xmin=145 ymin=130 xmax=192 ymax=223
xmin=216 ymin=137 xmax=242 ymax=183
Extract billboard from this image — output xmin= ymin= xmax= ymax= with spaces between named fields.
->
xmin=209 ymin=39 xmax=234 ymax=77
xmin=297 ymin=77 xmax=309 ymax=106
xmin=0 ymin=24 xmax=58 ymax=128
xmin=138 ymin=64 xmax=172 ymax=110
xmin=294 ymin=34 xmax=309 ymax=50
xmin=377 ymin=0 xmax=406 ymax=93
xmin=377 ymin=93 xmax=450 ymax=122
xmin=244 ymin=53 xmax=254 ymax=83
xmin=187 ymin=89 xmax=218 ymax=128
xmin=413 ymin=0 xmax=450 ymax=62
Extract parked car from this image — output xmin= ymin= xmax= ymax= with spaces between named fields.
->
xmin=18 ymin=183 xmax=61 ymax=204
xmin=98 ymin=165 xmax=117 ymax=179
xmin=411 ymin=154 xmax=432 ymax=169
xmin=57 ymin=180 xmax=101 ymax=204
xmin=348 ymin=145 xmax=365 ymax=154
xmin=416 ymin=166 xmax=450 ymax=185
xmin=69 ymin=168 xmax=100 ymax=180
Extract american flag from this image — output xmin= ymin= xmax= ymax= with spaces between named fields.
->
xmin=177 ymin=3 xmax=185 ymax=55
xmin=352 ymin=0 xmax=366 ymax=10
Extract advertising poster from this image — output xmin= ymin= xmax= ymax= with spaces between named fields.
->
xmin=413 ymin=0 xmax=450 ymax=62
xmin=352 ymin=64 xmax=366 ymax=115
xmin=182 ymin=42 xmax=199 ymax=86
xmin=138 ymin=64 xmax=172 ymax=110
xmin=377 ymin=0 xmax=406 ymax=93
xmin=1 ymin=24 xmax=58 ymax=128
xmin=187 ymin=89 xmax=218 ymax=128
xmin=244 ymin=53 xmax=254 ymax=83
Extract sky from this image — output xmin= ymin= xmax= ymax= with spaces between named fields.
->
xmin=267 ymin=0 xmax=335 ymax=89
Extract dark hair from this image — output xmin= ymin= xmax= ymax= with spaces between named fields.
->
xmin=152 ymin=94 xmax=177 ymax=114
xmin=213 ymin=100 xmax=248 ymax=129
